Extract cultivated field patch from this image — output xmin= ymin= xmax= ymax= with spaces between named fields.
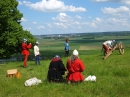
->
xmin=79 ymin=45 xmax=101 ymax=50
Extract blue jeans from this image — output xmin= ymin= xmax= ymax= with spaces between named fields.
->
xmin=35 ymin=55 xmax=40 ymax=65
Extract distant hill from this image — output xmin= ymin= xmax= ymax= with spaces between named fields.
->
xmin=34 ymin=31 xmax=130 ymax=39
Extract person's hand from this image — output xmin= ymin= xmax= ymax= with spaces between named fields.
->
xmin=65 ymin=71 xmax=68 ymax=75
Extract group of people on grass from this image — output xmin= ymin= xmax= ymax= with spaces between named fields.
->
xmin=47 ymin=49 xmax=85 ymax=83
xmin=21 ymin=38 xmax=70 ymax=68
xmin=21 ymin=38 xmax=116 ymax=83
xmin=21 ymin=38 xmax=84 ymax=83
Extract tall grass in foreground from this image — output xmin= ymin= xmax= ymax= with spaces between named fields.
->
xmin=0 ymin=49 xmax=130 ymax=97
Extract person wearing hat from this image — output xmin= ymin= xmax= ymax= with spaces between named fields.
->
xmin=64 ymin=38 xmax=70 ymax=57
xmin=21 ymin=38 xmax=32 ymax=68
xmin=34 ymin=41 xmax=41 ymax=65
xmin=66 ymin=49 xmax=85 ymax=84
xmin=47 ymin=55 xmax=66 ymax=82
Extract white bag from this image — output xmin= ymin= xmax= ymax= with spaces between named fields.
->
xmin=24 ymin=77 xmax=42 ymax=86
xmin=84 ymin=75 xmax=96 ymax=81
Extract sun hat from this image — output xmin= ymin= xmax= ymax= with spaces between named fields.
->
xmin=23 ymin=38 xmax=27 ymax=42
xmin=73 ymin=49 xmax=78 ymax=56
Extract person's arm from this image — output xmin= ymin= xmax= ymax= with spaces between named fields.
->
xmin=66 ymin=59 xmax=71 ymax=70
xmin=59 ymin=60 xmax=66 ymax=71
xmin=27 ymin=43 xmax=32 ymax=49
xmin=79 ymin=60 xmax=85 ymax=72
xmin=58 ymin=60 xmax=66 ymax=75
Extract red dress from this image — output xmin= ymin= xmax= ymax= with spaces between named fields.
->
xmin=21 ymin=43 xmax=32 ymax=56
xmin=66 ymin=58 xmax=85 ymax=82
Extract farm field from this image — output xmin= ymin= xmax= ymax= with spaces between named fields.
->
xmin=32 ymin=36 xmax=130 ymax=59
xmin=0 ymin=36 xmax=130 ymax=97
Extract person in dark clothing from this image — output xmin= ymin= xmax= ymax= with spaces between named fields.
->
xmin=47 ymin=55 xmax=66 ymax=82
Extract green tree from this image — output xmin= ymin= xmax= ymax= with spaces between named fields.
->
xmin=0 ymin=0 xmax=36 ymax=58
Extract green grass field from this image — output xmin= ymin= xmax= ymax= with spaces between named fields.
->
xmin=0 ymin=36 xmax=130 ymax=97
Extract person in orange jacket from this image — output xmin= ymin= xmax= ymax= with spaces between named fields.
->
xmin=21 ymin=38 xmax=32 ymax=68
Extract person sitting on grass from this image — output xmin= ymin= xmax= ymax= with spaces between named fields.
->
xmin=47 ymin=55 xmax=66 ymax=83
xmin=66 ymin=49 xmax=85 ymax=84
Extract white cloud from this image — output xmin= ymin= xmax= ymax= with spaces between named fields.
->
xmin=83 ymin=16 xmax=130 ymax=31
xmin=54 ymin=22 xmax=67 ymax=28
xmin=74 ymin=21 xmax=80 ymax=25
xmin=83 ymin=21 xmax=97 ymax=28
xmin=75 ymin=15 xmax=82 ymax=19
xmin=52 ymin=13 xmax=71 ymax=23
xmin=92 ymin=0 xmax=130 ymax=5
xmin=92 ymin=0 xmax=110 ymax=2
xmin=102 ymin=6 xmax=130 ymax=15
xmin=33 ymin=22 xmax=37 ymax=24
xmin=78 ymin=26 xmax=82 ymax=28
xmin=22 ymin=0 xmax=86 ymax=12
xmin=18 ymin=1 xmax=22 ymax=5
xmin=24 ymin=27 xmax=31 ymax=31
xmin=88 ymin=16 xmax=92 ymax=18
xmin=92 ymin=0 xmax=124 ymax=2
xmin=21 ymin=17 xmax=28 ymax=21
xmin=121 ymin=0 xmax=130 ymax=5
xmin=51 ymin=13 xmax=86 ymax=30
xmin=36 ymin=25 xmax=45 ymax=30
xmin=82 ymin=21 xmax=97 ymax=28
xmin=52 ymin=13 xmax=84 ymax=29
xmin=48 ymin=29 xmax=52 ymax=32
xmin=46 ymin=23 xmax=52 ymax=28
xmin=94 ymin=17 xmax=103 ymax=23
xmin=106 ymin=18 xmax=129 ymax=26
xmin=91 ymin=22 xmax=97 ymax=28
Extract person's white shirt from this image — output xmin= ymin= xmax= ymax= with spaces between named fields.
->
xmin=34 ymin=45 xmax=40 ymax=56
xmin=103 ymin=40 xmax=113 ymax=49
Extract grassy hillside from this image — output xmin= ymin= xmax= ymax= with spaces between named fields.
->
xmin=0 ymin=37 xmax=130 ymax=97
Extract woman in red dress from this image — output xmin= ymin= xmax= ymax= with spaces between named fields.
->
xmin=66 ymin=49 xmax=85 ymax=83
xmin=21 ymin=38 xmax=32 ymax=68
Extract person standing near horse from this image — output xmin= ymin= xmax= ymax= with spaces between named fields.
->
xmin=34 ymin=41 xmax=41 ymax=65
xmin=64 ymin=38 xmax=70 ymax=57
xmin=21 ymin=38 xmax=32 ymax=68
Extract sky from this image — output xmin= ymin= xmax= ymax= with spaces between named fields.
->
xmin=17 ymin=0 xmax=130 ymax=35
